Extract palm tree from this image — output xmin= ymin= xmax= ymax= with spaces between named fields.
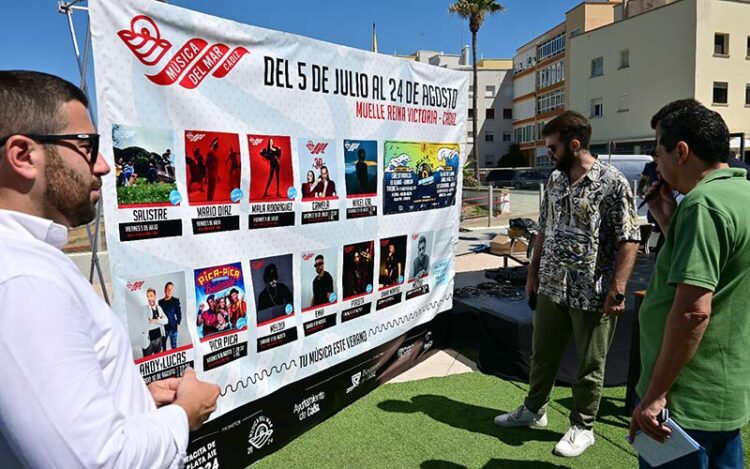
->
xmin=449 ymin=0 xmax=504 ymax=178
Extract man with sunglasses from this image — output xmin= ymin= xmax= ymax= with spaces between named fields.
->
xmin=0 ymin=71 xmax=220 ymax=468
xmin=494 ymin=111 xmax=640 ymax=458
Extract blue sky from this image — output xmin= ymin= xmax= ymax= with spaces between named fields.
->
xmin=1 ymin=0 xmax=580 ymax=87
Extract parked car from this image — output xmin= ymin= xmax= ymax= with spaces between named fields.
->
xmin=509 ymin=169 xmax=549 ymax=189
xmin=485 ymin=169 xmax=516 ymax=188
xmin=599 ymin=154 xmax=653 ymax=185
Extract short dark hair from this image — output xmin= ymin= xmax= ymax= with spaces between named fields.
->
xmin=164 ymin=281 xmax=174 ymax=289
xmin=263 ymin=263 xmax=279 ymax=283
xmin=147 ymin=288 xmax=156 ymax=295
xmin=0 ymin=71 xmax=88 ymax=157
xmin=652 ymin=100 xmax=730 ymax=164
xmin=315 ymin=255 xmax=324 ymax=261
xmin=230 ymin=288 xmax=239 ymax=295
xmin=542 ymin=111 xmax=591 ymax=149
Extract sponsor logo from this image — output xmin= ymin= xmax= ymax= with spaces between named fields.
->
xmin=126 ymin=280 xmax=145 ymax=291
xmin=346 ymin=365 xmax=377 ymax=394
xmin=302 ymin=252 xmax=315 ymax=261
xmin=305 ymin=140 xmax=329 ymax=155
xmin=247 ymin=415 xmax=274 ymax=454
xmin=292 ymin=391 xmax=325 ymax=421
xmin=248 ymin=138 xmax=264 ymax=146
xmin=186 ymin=132 xmax=206 ymax=142
xmin=423 ymin=331 xmax=434 ymax=352
xmin=117 ymin=15 xmax=249 ymax=89
xmin=345 ymin=142 xmax=360 ymax=152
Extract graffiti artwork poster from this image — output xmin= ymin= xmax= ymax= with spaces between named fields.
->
xmin=382 ymin=142 xmax=460 ymax=215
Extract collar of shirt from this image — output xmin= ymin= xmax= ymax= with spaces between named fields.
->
xmin=0 ymin=209 xmax=68 ymax=249
xmin=556 ymin=158 xmax=603 ymax=191
xmin=696 ymin=167 xmax=746 ymax=187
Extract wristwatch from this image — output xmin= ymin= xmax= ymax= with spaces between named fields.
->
xmin=608 ymin=290 xmax=625 ymax=304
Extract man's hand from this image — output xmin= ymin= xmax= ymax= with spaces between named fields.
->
xmin=525 ymin=272 xmax=538 ymax=297
xmin=147 ymin=377 xmax=181 ymax=407
xmin=174 ymin=368 xmax=221 ymax=431
xmin=645 ymin=181 xmax=677 ymax=232
xmin=629 ymin=393 xmax=671 ymax=444
xmin=603 ymin=293 xmax=625 ymax=316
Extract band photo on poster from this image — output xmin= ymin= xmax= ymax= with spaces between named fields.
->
xmin=343 ymin=139 xmax=378 ymax=218
xmin=376 ymin=235 xmax=407 ymax=310
xmin=123 ymin=272 xmax=194 ymax=383
xmin=299 ymin=138 xmax=340 ymax=224
xmin=247 ymin=134 xmax=296 ymax=228
xmin=299 ymin=248 xmax=339 ymax=335
xmin=194 ymin=262 xmax=249 ymax=370
xmin=406 ymin=231 xmax=434 ymax=300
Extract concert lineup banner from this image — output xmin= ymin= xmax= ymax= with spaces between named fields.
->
xmin=91 ymin=0 xmax=466 ymax=466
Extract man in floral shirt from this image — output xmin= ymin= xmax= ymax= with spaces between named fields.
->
xmin=495 ymin=111 xmax=640 ymax=458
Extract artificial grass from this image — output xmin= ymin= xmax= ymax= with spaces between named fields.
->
xmin=254 ymin=371 xmax=749 ymax=468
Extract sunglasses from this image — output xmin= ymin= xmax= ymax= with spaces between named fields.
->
xmin=314 ymin=262 xmax=324 ymax=267
xmin=0 ymin=133 xmax=100 ymax=167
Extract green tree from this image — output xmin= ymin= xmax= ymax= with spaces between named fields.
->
xmin=498 ymin=143 xmax=526 ymax=168
xmin=449 ymin=0 xmax=504 ymax=177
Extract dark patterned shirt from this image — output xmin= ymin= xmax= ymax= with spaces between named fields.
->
xmin=538 ymin=159 xmax=640 ymax=312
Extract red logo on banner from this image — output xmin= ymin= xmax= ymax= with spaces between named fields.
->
xmin=117 ymin=14 xmax=249 ymax=89
xmin=305 ymin=141 xmax=329 ymax=155
xmin=127 ymin=281 xmax=146 ymax=292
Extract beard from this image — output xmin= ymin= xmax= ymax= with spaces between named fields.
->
xmin=44 ymin=146 xmax=99 ymax=227
xmin=553 ymin=146 xmax=575 ymax=172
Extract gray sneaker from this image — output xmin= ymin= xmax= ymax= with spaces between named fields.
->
xmin=494 ymin=404 xmax=548 ymax=428
xmin=553 ymin=425 xmax=595 ymax=457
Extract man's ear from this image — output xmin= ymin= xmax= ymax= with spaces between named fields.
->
xmin=569 ymin=138 xmax=582 ymax=153
xmin=1 ymin=136 xmax=41 ymax=181
xmin=676 ymin=141 xmax=690 ymax=165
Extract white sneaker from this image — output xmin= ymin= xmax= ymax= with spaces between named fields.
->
xmin=494 ymin=404 xmax=548 ymax=428
xmin=554 ymin=425 xmax=595 ymax=457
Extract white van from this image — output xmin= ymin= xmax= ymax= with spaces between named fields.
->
xmin=598 ymin=154 xmax=653 ymax=184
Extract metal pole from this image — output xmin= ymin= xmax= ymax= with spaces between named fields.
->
xmin=60 ymin=1 xmax=110 ymax=304
xmin=488 ymin=185 xmax=494 ymax=227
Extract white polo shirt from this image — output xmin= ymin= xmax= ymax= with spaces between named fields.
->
xmin=0 ymin=210 xmax=188 ymax=468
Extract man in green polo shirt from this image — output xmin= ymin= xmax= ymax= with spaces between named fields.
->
xmin=630 ymin=99 xmax=750 ymax=468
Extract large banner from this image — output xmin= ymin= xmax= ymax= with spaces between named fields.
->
xmin=91 ymin=0 xmax=466 ymax=466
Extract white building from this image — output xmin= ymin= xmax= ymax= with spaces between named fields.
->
xmin=406 ymin=47 xmax=514 ymax=167
xmin=568 ymin=0 xmax=750 ymax=155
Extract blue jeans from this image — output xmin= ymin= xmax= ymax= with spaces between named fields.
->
xmin=638 ymin=427 xmax=744 ymax=468
xmin=167 ymin=330 xmax=179 ymax=350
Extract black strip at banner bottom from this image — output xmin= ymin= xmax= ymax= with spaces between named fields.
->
xmin=185 ymin=312 xmax=450 ymax=469
xmin=119 ymin=219 xmax=182 ymax=241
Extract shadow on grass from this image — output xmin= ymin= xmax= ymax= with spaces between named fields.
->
xmin=378 ymin=394 xmax=560 ymax=446
xmin=421 ymin=459 xmax=569 ymax=469
xmin=553 ymin=395 xmax=630 ymax=429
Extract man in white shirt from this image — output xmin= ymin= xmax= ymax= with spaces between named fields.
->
xmin=0 ymin=70 xmax=220 ymax=468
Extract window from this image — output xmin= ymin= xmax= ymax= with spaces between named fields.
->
xmin=503 ymin=108 xmax=513 ymax=119
xmin=618 ymin=94 xmax=629 ymax=112
xmin=469 ymin=85 xmax=474 ymax=97
xmin=486 ymin=108 xmax=495 ymax=119
xmin=747 ymin=36 xmax=750 ymax=58
xmin=745 ymin=84 xmax=750 ymax=106
xmin=536 ymin=89 xmax=565 ymax=115
xmin=468 ymin=108 xmax=475 ymax=118
xmin=591 ymin=57 xmax=604 ymax=77
xmin=619 ymin=49 xmax=629 ymax=69
xmin=714 ymin=33 xmax=729 ymax=56
xmin=590 ymin=98 xmax=604 ymax=118
xmin=502 ymin=131 xmax=512 ymax=142
xmin=536 ymin=61 xmax=565 ymax=89
xmin=713 ymin=82 xmax=728 ymax=104
xmin=569 ymin=28 xmax=581 ymax=39
xmin=485 ymin=132 xmax=494 ymax=142
xmin=485 ymin=155 xmax=495 ymax=167
xmin=537 ymin=33 xmax=566 ymax=61
xmin=485 ymin=85 xmax=496 ymax=98
xmin=468 ymin=131 xmax=473 ymax=142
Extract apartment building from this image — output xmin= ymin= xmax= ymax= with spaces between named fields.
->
xmin=568 ymin=0 xmax=750 ymax=156
xmin=512 ymin=1 xmax=622 ymax=166
xmin=406 ymin=48 xmax=514 ymax=167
